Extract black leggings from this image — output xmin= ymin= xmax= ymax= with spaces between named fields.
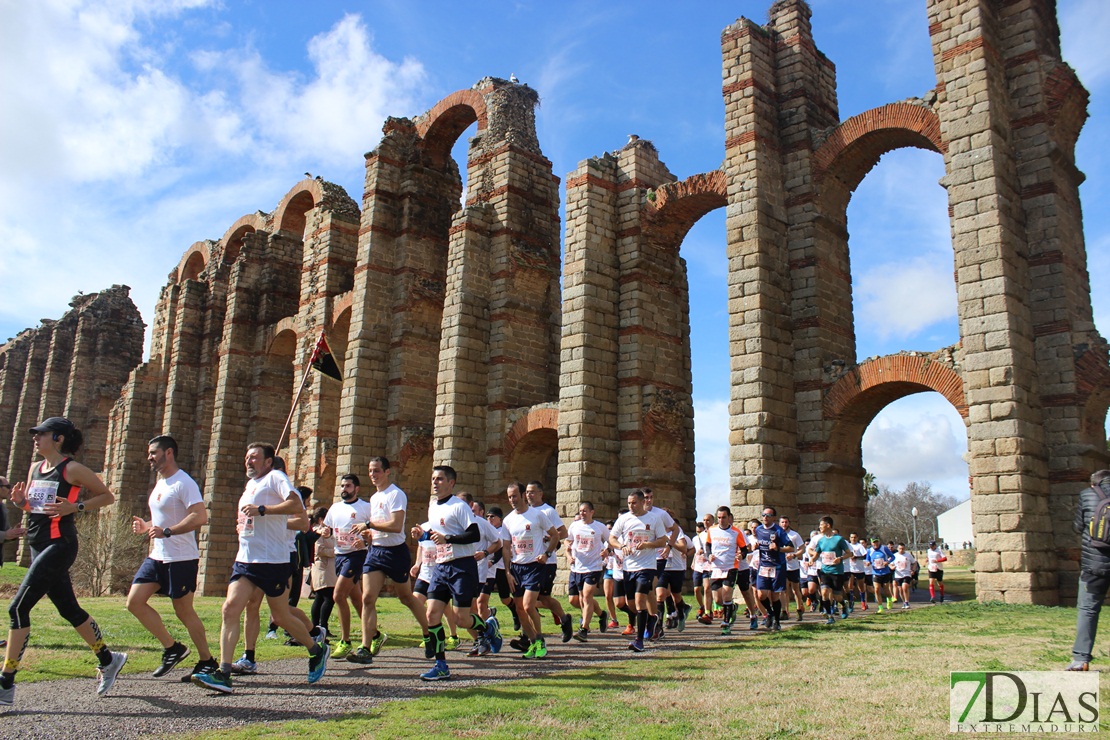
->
xmin=311 ymin=587 xmax=335 ymax=633
xmin=10 ymin=539 xmax=90 ymax=630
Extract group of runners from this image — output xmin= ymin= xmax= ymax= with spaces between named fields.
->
xmin=0 ymin=416 xmax=948 ymax=705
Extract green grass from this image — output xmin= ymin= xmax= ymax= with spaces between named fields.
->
xmin=186 ymin=600 xmax=1108 ymax=740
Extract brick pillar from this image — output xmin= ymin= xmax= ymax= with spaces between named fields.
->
xmin=433 ymin=204 xmax=492 ymax=484
xmin=559 ymin=156 xmax=622 ymax=521
xmin=161 ymin=280 xmax=206 ymax=473
xmin=928 ymin=0 xmax=1054 ymax=603
xmin=38 ymin=315 xmax=77 ymax=423
xmin=722 ymin=17 xmax=797 ymax=522
xmin=103 ymin=364 xmax=164 ymax=516
xmin=0 ymin=332 xmax=31 ymax=479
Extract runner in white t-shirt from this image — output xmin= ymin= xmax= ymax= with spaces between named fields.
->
xmin=609 ymin=490 xmax=668 ymax=652
xmin=322 ymin=475 xmax=371 ymax=659
xmin=467 ymin=499 xmax=504 ymax=655
xmin=191 ymin=443 xmax=328 ymax=694
xmin=348 ymin=457 xmax=430 ymax=664
xmin=892 ymin=543 xmax=916 ymax=609
xmin=523 ymin=482 xmax=572 ymax=642
xmin=780 ymin=516 xmax=806 ymax=622
xmin=127 ymin=435 xmax=215 ymax=681
xmin=926 ymin=541 xmax=947 ymax=603
xmin=565 ymin=501 xmax=610 ymax=642
xmin=691 ymin=516 xmax=714 ymax=624
xmin=503 ymin=486 xmax=561 ymax=658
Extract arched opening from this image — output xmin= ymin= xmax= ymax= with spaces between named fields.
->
xmin=251 ymin=328 xmax=297 ymax=446
xmin=823 ymin=355 xmax=968 ymax=538
xmin=181 ymin=251 xmax=206 ymax=282
xmin=276 ymin=191 xmax=315 ymax=238
xmin=506 ymin=428 xmax=558 ymax=496
xmin=639 ymin=170 xmax=728 ymax=528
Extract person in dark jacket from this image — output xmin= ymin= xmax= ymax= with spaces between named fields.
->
xmin=1068 ymin=469 xmax=1110 ymax=671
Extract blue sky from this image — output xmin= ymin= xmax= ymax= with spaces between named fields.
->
xmin=2 ymin=0 xmax=1107 ymax=515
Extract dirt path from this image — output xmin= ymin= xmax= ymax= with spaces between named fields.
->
xmin=3 ymin=596 xmax=943 ymax=739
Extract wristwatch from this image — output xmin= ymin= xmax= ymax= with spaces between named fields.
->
xmin=76 ymin=502 xmax=85 ymax=513
xmin=163 ymin=527 xmax=173 ymax=538
xmin=258 ymin=505 xmax=267 ymax=516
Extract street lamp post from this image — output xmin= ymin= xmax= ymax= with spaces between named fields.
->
xmin=911 ymin=506 xmax=919 ymax=553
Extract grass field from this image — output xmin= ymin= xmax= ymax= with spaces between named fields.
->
xmin=3 ymin=564 xmax=1106 ymax=738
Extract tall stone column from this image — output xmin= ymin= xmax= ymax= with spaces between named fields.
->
xmin=928 ymin=0 xmax=1054 ymax=603
xmin=722 ymin=17 xmax=797 ymax=522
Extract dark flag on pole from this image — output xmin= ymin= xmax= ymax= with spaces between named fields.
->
xmin=309 ymin=330 xmax=342 ymax=381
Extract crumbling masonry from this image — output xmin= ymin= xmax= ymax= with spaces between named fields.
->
xmin=0 ymin=0 xmax=1103 ymax=604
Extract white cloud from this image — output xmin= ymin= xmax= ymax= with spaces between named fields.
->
xmin=0 ymin=3 xmax=428 ymax=344
xmin=854 ymin=256 xmax=957 ymax=341
xmin=694 ymin=397 xmax=731 ymax=516
xmin=862 ymin=393 xmax=970 ymax=500
xmin=1060 ymin=0 xmax=1110 ymax=90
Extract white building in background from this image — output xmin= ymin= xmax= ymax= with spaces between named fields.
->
xmin=938 ymin=498 xmax=974 ymax=548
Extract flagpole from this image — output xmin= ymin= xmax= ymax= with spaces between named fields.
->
xmin=277 ymin=330 xmax=328 ymax=454
xmin=276 ymin=360 xmax=313 ymax=454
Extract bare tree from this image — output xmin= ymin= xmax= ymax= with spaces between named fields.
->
xmin=865 ymin=481 xmax=959 ymax=549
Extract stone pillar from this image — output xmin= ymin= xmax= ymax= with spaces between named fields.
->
xmin=0 ymin=332 xmax=31 ymax=479
xmin=161 ymin=280 xmax=206 ymax=473
xmin=722 ymin=16 xmax=798 ymax=522
xmin=928 ymin=0 xmax=1055 ymax=603
xmin=559 ymin=155 xmax=623 ymax=521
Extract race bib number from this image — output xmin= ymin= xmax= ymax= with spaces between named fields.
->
xmin=420 ymin=545 xmax=437 ymax=565
xmin=239 ymin=513 xmax=255 ymax=538
xmin=336 ymin=528 xmax=364 ymax=550
xmin=435 ymin=542 xmax=454 ymax=563
xmin=758 ymin=565 xmax=777 ymax=579
xmin=628 ymin=529 xmax=651 ymax=549
xmin=821 ymin=552 xmax=838 ymax=566
xmin=513 ymin=534 xmax=535 ymax=557
xmin=26 ymin=480 xmax=59 ymax=514
xmin=928 ymin=562 xmax=939 ymax=572
xmin=711 ymin=567 xmax=730 ymax=580
xmin=872 ymin=558 xmax=886 ymax=570
xmin=574 ymin=533 xmax=595 ymax=552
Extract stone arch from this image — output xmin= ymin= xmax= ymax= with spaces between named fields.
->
xmin=641 ymin=170 xmax=728 ymax=247
xmin=250 ymin=326 xmax=297 ymax=446
xmin=813 ymin=353 xmax=969 ymax=531
xmin=504 ymin=406 xmax=559 ymax=498
xmin=220 ymin=213 xmax=269 ymax=265
xmin=176 ymin=242 xmax=210 ymax=283
xmin=813 ymin=102 xmax=945 ymax=215
xmin=274 ymin=178 xmax=326 ymax=237
xmin=415 ymin=89 xmax=489 ymax=169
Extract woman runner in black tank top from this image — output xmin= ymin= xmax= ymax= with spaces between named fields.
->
xmin=1 ymin=417 xmax=127 ymax=707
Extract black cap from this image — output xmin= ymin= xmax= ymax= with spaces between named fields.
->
xmin=30 ymin=417 xmax=76 ymax=435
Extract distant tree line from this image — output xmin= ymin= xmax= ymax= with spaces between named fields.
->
xmin=864 ymin=480 xmax=958 ymax=548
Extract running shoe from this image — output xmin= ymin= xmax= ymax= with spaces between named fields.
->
xmin=860 ymin=601 xmax=868 ymax=611
xmin=313 ymin=626 xmax=328 ymax=647
xmin=445 ymin=636 xmax=461 ymax=651
xmin=599 ymin=610 xmax=609 ymax=633
xmin=512 ymin=612 xmax=521 ymax=631
xmin=796 ymin=610 xmax=804 ymax=622
xmin=265 ymin=629 xmax=279 ymax=640
xmin=369 ymin=631 xmax=388 ymax=656
xmin=825 ymin=616 xmax=836 ymax=625
xmin=841 ymin=608 xmax=849 ymax=619
xmin=679 ymin=602 xmax=691 ymax=632
xmin=486 ymin=616 xmax=503 ymax=653
xmin=346 ymin=646 xmax=374 ymax=664
xmin=560 ymin=613 xmax=574 ymax=643
xmin=467 ymin=637 xmax=491 ymax=657
xmin=901 ymin=603 xmax=910 ymax=610
xmin=230 ymin=654 xmax=257 ymax=674
xmin=0 ymin=683 xmax=13 ymax=706
xmin=181 ymin=658 xmax=218 ymax=683
xmin=532 ymin=639 xmax=548 ymax=659
xmin=697 ymin=614 xmax=713 ymax=626
xmin=621 ymin=624 xmax=636 ymax=636
xmin=509 ymin=637 xmax=531 ymax=652
xmin=96 ymin=652 xmax=128 ymax=696
xmin=722 ymin=623 xmax=732 ymax=636
xmin=420 ymin=660 xmax=450 ymax=680
xmin=773 ymin=619 xmax=782 ymax=631
xmin=876 ymin=606 xmax=884 ymax=614
xmin=648 ymin=615 xmax=661 ymax=641
xmin=308 ymin=642 xmax=330 ymax=684
xmin=191 ymin=670 xmax=232 ymax=694
xmin=153 ymin=643 xmax=190 ymax=678
xmin=749 ymin=617 xmax=758 ymax=631
xmin=607 ymin=618 xmax=620 ymax=629
xmin=1065 ymin=661 xmax=1089 ymax=671
xmin=573 ymin=628 xmax=588 ymax=643
xmin=762 ymin=616 xmax=772 ymax=629
xmin=332 ymin=639 xmax=353 ymax=659
xmin=628 ymin=638 xmax=645 ymax=653
xmin=521 ymin=641 xmax=537 ymax=659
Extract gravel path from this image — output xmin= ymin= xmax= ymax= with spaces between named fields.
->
xmin=3 ymin=596 xmax=939 ymax=738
